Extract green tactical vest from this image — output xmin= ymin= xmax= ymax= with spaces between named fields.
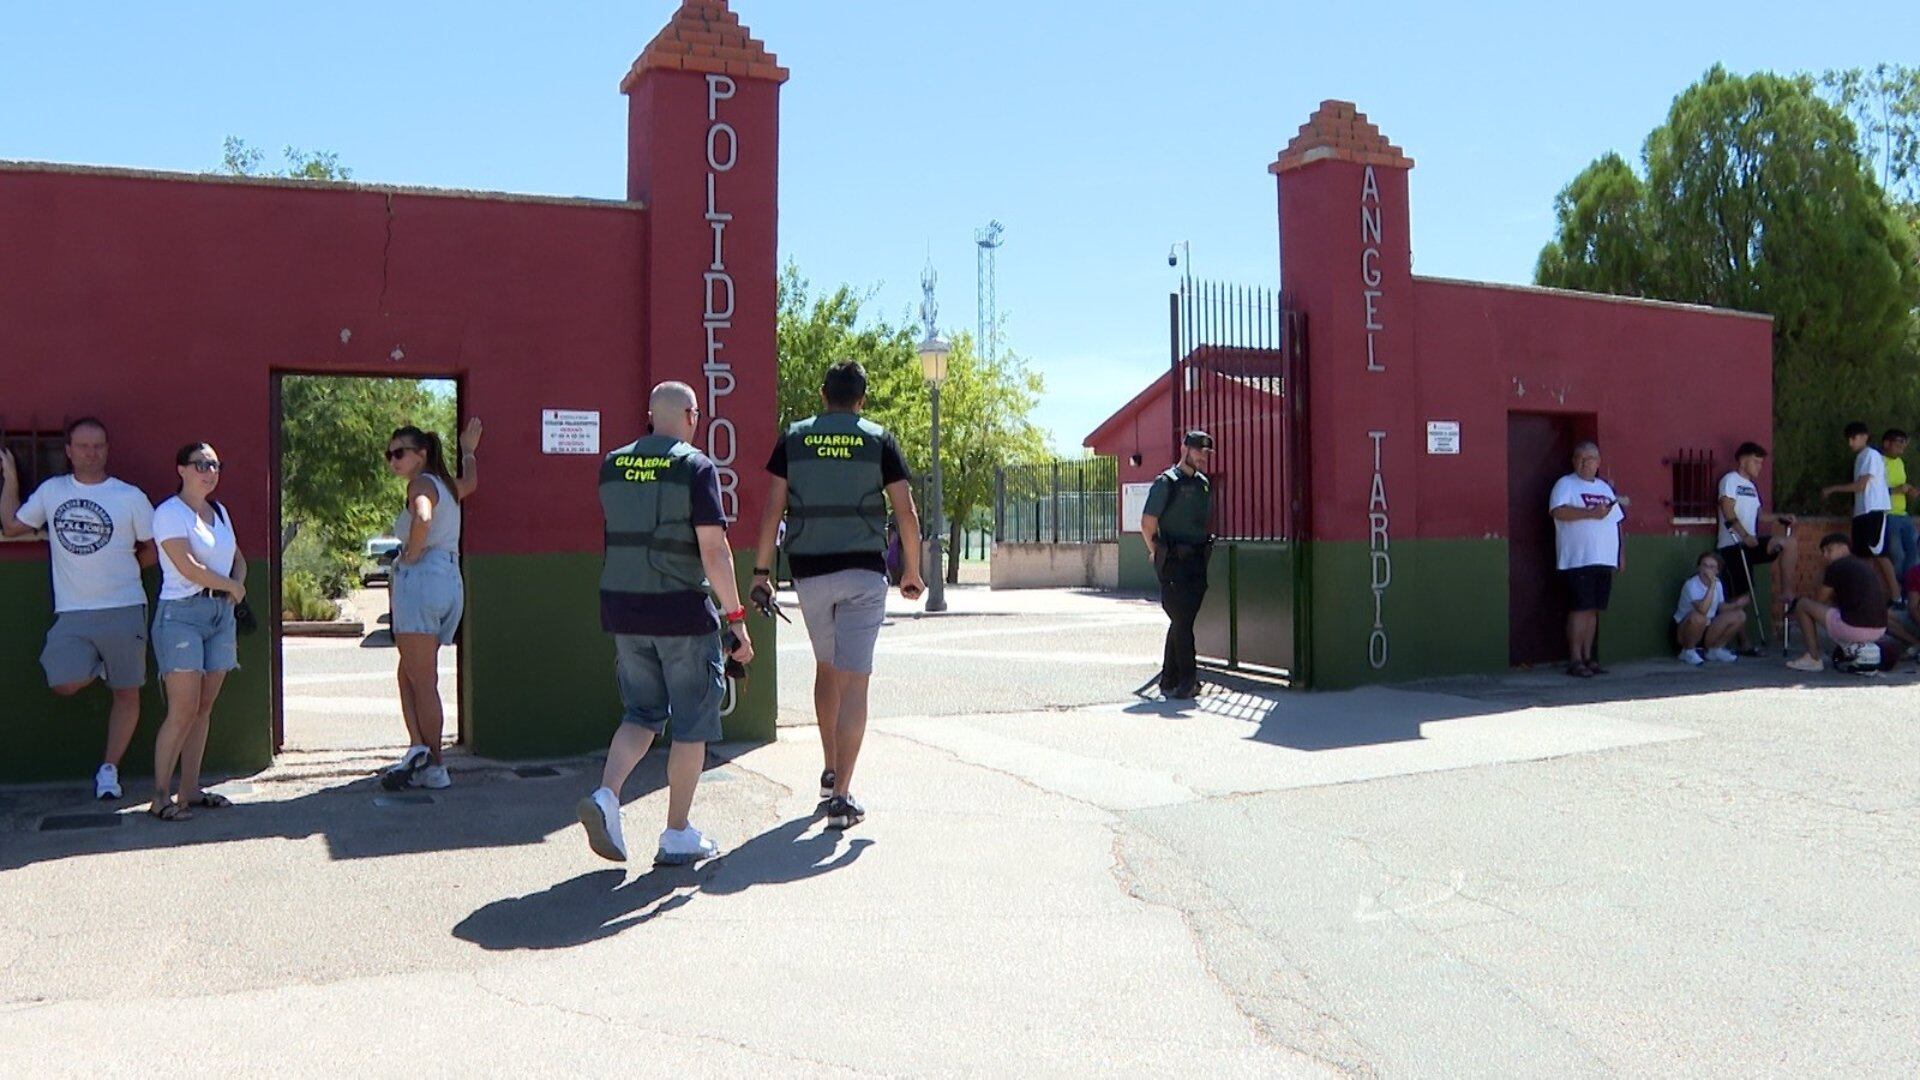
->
xmin=599 ymin=436 xmax=708 ymax=594
xmin=783 ymin=412 xmax=889 ymax=557
xmin=1154 ymin=467 xmax=1212 ymax=544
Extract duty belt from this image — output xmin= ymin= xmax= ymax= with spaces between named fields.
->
xmin=604 ymin=530 xmax=701 ymax=557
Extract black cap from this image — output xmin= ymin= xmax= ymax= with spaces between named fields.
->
xmin=1183 ymin=430 xmax=1215 ymax=450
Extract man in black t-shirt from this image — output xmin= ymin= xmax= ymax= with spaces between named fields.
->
xmin=752 ymin=360 xmax=925 ymax=831
xmin=1787 ymin=533 xmax=1920 ymax=672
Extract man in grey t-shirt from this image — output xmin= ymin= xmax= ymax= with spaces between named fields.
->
xmin=1 ymin=418 xmax=157 ymax=799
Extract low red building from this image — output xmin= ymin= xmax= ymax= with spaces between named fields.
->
xmin=0 ymin=0 xmax=788 ymax=781
xmin=1088 ymin=101 xmax=1774 ymax=687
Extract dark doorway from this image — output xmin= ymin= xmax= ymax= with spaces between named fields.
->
xmin=270 ymin=373 xmax=464 ymax=755
xmin=1507 ymin=413 xmax=1595 ymax=665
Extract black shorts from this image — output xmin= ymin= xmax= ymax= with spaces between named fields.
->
xmin=1562 ymin=566 xmax=1614 ymax=612
xmin=1853 ymin=512 xmax=1888 ymax=558
xmin=1718 ymin=538 xmax=1778 ymax=601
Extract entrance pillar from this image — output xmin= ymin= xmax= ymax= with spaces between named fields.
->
xmin=1272 ymin=101 xmax=1419 ymax=687
xmin=623 ymin=0 xmax=787 ymax=738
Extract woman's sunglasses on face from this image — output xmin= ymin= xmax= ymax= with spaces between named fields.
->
xmin=386 ymin=446 xmax=419 ymax=461
xmin=187 ymin=459 xmax=222 ymax=474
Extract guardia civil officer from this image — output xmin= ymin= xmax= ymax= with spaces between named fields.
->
xmin=577 ymin=381 xmax=752 ymax=865
xmin=1142 ymin=431 xmax=1215 ymax=699
xmin=751 ymin=359 xmax=924 ymax=831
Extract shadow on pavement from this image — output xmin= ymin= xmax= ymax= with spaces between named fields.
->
xmin=452 ymin=813 xmax=872 ymax=951
xmin=0 ymin=747 xmax=722 ymax=873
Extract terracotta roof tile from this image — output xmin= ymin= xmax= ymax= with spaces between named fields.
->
xmin=1270 ymin=100 xmax=1413 ymax=174
xmin=621 ymin=0 xmax=788 ymax=92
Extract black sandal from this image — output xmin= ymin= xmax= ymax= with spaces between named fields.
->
xmin=149 ymin=800 xmax=192 ymax=822
xmin=190 ymin=792 xmax=233 ymax=809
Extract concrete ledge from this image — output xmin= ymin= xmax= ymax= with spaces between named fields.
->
xmin=991 ymin=542 xmax=1119 ymax=590
xmin=283 ymin=621 xmax=366 ymax=638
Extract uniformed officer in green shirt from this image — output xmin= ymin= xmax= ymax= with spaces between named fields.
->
xmin=1141 ymin=430 xmax=1215 ymax=699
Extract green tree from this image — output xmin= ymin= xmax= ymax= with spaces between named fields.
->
xmin=1823 ymin=65 xmax=1920 ymax=214
xmin=775 ymin=264 xmax=1050 ymax=581
xmin=219 ymin=136 xmax=354 ymax=181
xmin=280 ymin=376 xmax=454 ymax=596
xmin=1537 ymin=66 xmax=1920 ymax=510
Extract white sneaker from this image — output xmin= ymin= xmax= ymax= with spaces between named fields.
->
xmin=380 ymin=745 xmax=431 ymax=791
xmin=1677 ymin=649 xmax=1704 ymax=666
xmin=94 ymin=763 xmax=121 ymax=801
xmin=1787 ymin=654 xmax=1823 ymax=673
xmin=386 ymin=745 xmax=429 ymax=774
xmin=411 ymin=764 xmax=451 ymax=790
xmin=1705 ymin=647 xmax=1739 ymax=663
xmin=577 ymin=787 xmax=627 ymax=862
xmin=655 ymin=826 xmax=719 ymax=867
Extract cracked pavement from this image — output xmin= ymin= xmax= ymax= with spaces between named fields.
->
xmin=1 ymin=586 xmax=1916 ymax=1076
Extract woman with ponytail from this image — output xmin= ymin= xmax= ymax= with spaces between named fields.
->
xmin=381 ymin=417 xmax=482 ymax=790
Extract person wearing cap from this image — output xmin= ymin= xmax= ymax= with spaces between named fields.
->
xmin=1141 ymin=431 xmax=1215 ymax=699
xmin=576 ymin=380 xmax=753 ymax=866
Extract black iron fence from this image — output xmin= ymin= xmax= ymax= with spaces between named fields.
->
xmin=1171 ymin=278 xmax=1305 ymax=542
xmin=995 ymin=456 xmax=1119 ymax=544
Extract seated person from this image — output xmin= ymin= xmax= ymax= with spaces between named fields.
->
xmin=1674 ymin=552 xmax=1746 ymax=665
xmin=1788 ymin=533 xmax=1920 ymax=672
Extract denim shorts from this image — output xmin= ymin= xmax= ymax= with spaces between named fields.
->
xmin=614 ymin=631 xmax=725 ymax=743
xmin=42 ymin=605 xmax=148 ymax=689
xmin=152 ymin=596 xmax=239 ymax=676
xmin=794 ymin=569 xmax=888 ymax=674
xmin=392 ymin=551 xmax=464 ymax=646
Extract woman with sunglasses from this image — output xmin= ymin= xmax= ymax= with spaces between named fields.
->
xmin=149 ymin=442 xmax=246 ymax=821
xmin=381 ymin=418 xmax=482 ymax=791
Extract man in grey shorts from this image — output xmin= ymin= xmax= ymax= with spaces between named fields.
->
xmin=752 ymin=359 xmax=925 ymax=830
xmin=577 ymin=381 xmax=753 ymax=866
xmin=2 ymin=418 xmax=157 ymax=799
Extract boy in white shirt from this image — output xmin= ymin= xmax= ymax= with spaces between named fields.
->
xmin=1716 ymin=441 xmax=1796 ymax=653
xmin=1822 ymin=422 xmax=1900 ymax=607
xmin=1673 ymin=552 xmax=1746 ymax=665
xmin=0 ymin=419 xmax=156 ymax=800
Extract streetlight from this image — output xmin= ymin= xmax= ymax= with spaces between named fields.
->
xmin=917 ymin=331 xmax=952 ymax=613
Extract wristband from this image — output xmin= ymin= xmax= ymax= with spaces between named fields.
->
xmin=723 ymin=606 xmax=747 ymax=624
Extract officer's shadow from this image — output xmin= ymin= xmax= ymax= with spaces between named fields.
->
xmin=453 ymin=814 xmax=872 ymax=951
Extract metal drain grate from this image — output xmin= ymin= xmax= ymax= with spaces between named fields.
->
xmin=511 ymin=765 xmax=562 ymax=779
xmin=373 ymin=794 xmax=436 ymax=807
xmin=40 ymin=812 xmax=124 ymax=832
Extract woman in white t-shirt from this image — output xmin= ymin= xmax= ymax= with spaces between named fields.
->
xmin=148 ymin=442 xmax=247 ymax=821
xmin=1673 ymin=551 xmax=1747 ymax=666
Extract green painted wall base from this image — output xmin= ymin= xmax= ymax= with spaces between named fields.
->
xmin=1301 ymin=533 xmax=1755 ymax=689
xmin=1116 ymin=534 xmax=1156 ymax=592
xmin=0 ymin=561 xmax=273 ymax=784
xmin=462 ymin=550 xmax=777 ymax=761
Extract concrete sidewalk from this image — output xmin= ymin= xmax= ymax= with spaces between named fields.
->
xmin=4 ymin=619 xmax=1918 ymax=1076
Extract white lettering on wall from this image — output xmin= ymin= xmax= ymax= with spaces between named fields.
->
xmin=1368 ymin=430 xmax=1390 ymax=670
xmin=704 ymin=74 xmax=741 ymax=520
xmin=1360 ymin=165 xmax=1385 ymax=372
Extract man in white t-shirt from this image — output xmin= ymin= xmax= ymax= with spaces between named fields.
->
xmin=1716 ymin=441 xmax=1797 ymax=653
xmin=1549 ymin=441 xmax=1626 ymax=678
xmin=1822 ymin=422 xmax=1900 ymax=606
xmin=1673 ymin=551 xmax=1746 ymax=665
xmin=1 ymin=418 xmax=157 ymax=800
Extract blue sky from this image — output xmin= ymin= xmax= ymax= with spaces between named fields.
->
xmin=4 ymin=1 xmax=1914 ymax=450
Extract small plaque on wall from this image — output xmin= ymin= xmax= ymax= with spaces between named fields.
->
xmin=1426 ymin=421 xmax=1460 ymax=455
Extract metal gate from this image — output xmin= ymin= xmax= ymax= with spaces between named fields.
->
xmin=1169 ymin=278 xmax=1311 ymax=682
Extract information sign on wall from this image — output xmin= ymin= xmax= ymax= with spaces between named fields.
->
xmin=1122 ymin=482 xmax=1154 ymax=533
xmin=1426 ymin=421 xmax=1460 ymax=455
xmin=541 ymin=409 xmax=601 ymax=455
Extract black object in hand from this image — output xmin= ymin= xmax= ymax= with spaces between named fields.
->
xmin=234 ymin=600 xmax=258 ymax=636
xmin=722 ymin=631 xmax=747 ymax=682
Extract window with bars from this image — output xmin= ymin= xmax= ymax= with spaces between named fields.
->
xmin=2 ymin=429 xmax=69 ymax=535
xmin=1668 ymin=448 xmax=1717 ymax=524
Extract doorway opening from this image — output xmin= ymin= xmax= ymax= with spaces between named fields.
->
xmin=270 ymin=373 xmax=464 ymax=759
xmin=1507 ymin=411 xmax=1598 ymax=666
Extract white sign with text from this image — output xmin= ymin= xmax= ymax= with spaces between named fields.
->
xmin=1122 ymin=482 xmax=1154 ymax=533
xmin=1426 ymin=421 xmax=1460 ymax=455
xmin=541 ymin=410 xmax=601 ymax=455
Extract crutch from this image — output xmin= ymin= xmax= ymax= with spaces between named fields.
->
xmin=1737 ymin=542 xmax=1767 ymax=650
xmin=1779 ymin=523 xmax=1795 ymax=658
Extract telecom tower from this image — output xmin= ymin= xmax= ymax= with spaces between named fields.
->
xmin=975 ymin=221 xmax=1005 ymax=361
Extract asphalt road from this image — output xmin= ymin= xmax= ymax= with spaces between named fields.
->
xmin=3 ymin=585 xmax=1917 ymax=1076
